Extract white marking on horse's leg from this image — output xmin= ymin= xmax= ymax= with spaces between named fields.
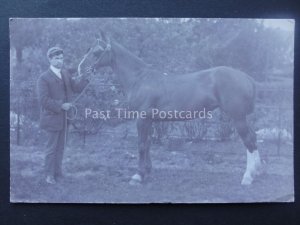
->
xmin=129 ymin=173 xmax=142 ymax=186
xmin=253 ymin=150 xmax=262 ymax=176
xmin=241 ymin=149 xmax=256 ymax=185
xmin=132 ymin=173 xmax=142 ymax=181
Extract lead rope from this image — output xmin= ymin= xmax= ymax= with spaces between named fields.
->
xmin=66 ymin=82 xmax=91 ymax=120
xmin=63 ymin=47 xmax=93 ymax=154
xmin=67 ymin=41 xmax=111 ymax=120
xmin=64 ymin=40 xmax=110 ymax=164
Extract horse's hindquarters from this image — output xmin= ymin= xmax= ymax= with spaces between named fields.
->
xmin=213 ymin=66 xmax=255 ymax=118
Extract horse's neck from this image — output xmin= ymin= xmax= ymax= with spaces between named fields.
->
xmin=111 ymin=42 xmax=148 ymax=91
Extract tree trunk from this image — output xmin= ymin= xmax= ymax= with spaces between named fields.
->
xmin=16 ymin=47 xmax=23 ymax=66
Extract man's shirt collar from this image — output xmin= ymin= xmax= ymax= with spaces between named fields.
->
xmin=50 ymin=65 xmax=62 ymax=79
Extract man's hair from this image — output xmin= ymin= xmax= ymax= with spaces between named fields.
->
xmin=47 ymin=47 xmax=64 ymax=59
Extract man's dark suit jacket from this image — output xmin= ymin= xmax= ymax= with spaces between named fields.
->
xmin=37 ymin=68 xmax=88 ymax=131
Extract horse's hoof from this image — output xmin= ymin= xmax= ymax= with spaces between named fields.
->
xmin=241 ymin=174 xmax=253 ymax=185
xmin=129 ymin=174 xmax=142 ymax=186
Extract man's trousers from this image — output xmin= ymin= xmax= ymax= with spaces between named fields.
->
xmin=44 ymin=126 xmax=66 ymax=178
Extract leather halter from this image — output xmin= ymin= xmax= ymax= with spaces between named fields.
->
xmin=91 ymin=38 xmax=112 ymax=70
xmin=69 ymin=38 xmax=112 ymax=120
xmin=77 ymin=38 xmax=111 ymax=78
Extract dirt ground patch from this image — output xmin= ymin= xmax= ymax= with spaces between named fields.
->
xmin=10 ymin=132 xmax=294 ymax=203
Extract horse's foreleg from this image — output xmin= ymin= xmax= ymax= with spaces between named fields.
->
xmin=234 ymin=118 xmax=262 ymax=185
xmin=130 ymin=118 xmax=152 ymax=185
xmin=138 ymin=132 xmax=152 ymax=179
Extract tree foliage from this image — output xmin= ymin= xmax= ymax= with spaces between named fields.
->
xmin=10 ymin=18 xmax=294 ymax=144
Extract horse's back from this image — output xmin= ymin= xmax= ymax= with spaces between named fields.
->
xmin=129 ymin=66 xmax=255 ymax=118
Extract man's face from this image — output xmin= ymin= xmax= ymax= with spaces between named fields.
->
xmin=49 ymin=54 xmax=64 ymax=69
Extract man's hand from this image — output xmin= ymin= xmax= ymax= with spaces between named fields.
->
xmin=61 ymin=103 xmax=73 ymax=111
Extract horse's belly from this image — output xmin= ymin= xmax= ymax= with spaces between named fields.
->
xmin=166 ymin=86 xmax=218 ymax=110
xmin=154 ymin=89 xmax=218 ymax=117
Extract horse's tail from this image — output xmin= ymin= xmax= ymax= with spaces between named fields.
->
xmin=244 ymin=74 xmax=257 ymax=115
xmin=253 ymin=80 xmax=265 ymax=108
xmin=250 ymin=78 xmax=257 ymax=113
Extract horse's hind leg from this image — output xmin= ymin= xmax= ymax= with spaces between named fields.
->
xmin=234 ymin=117 xmax=262 ymax=185
xmin=130 ymin=118 xmax=152 ymax=185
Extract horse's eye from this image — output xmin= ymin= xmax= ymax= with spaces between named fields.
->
xmin=93 ymin=53 xmax=99 ymax=59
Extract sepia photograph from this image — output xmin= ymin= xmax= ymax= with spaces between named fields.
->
xmin=9 ymin=18 xmax=294 ymax=203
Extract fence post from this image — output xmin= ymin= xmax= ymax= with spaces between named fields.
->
xmin=16 ymin=97 xmax=20 ymax=146
xmin=83 ymin=117 xmax=87 ymax=147
xmin=277 ymin=106 xmax=282 ymax=156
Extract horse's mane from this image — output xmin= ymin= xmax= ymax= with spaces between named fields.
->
xmin=113 ymin=41 xmax=147 ymax=67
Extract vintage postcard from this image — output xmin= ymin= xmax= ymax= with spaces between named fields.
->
xmin=10 ymin=18 xmax=294 ymax=203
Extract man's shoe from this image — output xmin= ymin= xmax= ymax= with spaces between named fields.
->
xmin=46 ymin=176 xmax=56 ymax=184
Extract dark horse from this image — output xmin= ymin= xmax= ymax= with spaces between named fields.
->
xmin=80 ymin=31 xmax=262 ymax=185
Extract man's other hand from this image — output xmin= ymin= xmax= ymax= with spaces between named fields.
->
xmin=61 ymin=103 xmax=73 ymax=111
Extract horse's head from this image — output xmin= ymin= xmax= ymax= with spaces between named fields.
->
xmin=78 ymin=30 xmax=113 ymax=77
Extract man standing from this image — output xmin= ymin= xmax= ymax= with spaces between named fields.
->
xmin=37 ymin=47 xmax=88 ymax=184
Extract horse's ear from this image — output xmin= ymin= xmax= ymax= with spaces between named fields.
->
xmin=99 ymin=29 xmax=109 ymax=43
xmin=106 ymin=36 xmax=111 ymax=45
xmin=95 ymin=33 xmax=102 ymax=41
xmin=85 ymin=47 xmax=91 ymax=54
